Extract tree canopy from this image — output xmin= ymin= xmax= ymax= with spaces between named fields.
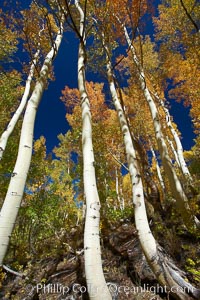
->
xmin=0 ymin=1 xmax=200 ymax=299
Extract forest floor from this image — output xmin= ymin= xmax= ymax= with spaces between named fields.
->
xmin=1 ymin=217 xmax=200 ymax=300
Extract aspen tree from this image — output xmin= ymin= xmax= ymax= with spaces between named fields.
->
xmin=74 ymin=1 xmax=112 ymax=299
xmin=122 ymin=23 xmax=199 ymax=229
xmin=154 ymin=92 xmax=192 ymax=180
xmin=150 ymin=146 xmax=165 ymax=193
xmin=0 ymin=49 xmax=40 ymax=160
xmin=0 ymin=13 xmax=48 ymax=160
xmin=0 ymin=14 xmax=64 ymax=265
xmin=100 ymin=28 xmax=200 ymax=300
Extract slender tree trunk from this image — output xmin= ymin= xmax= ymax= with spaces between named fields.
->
xmin=119 ymin=177 xmax=125 ymax=210
xmin=123 ymin=24 xmax=199 ymax=230
xmin=0 ymin=49 xmax=40 ymax=161
xmin=102 ymin=36 xmax=200 ymax=299
xmin=75 ymin=1 xmax=112 ymax=299
xmin=115 ymin=168 xmax=120 ymax=207
xmin=154 ymin=92 xmax=192 ymax=180
xmin=151 ymin=146 xmax=165 ymax=193
xmin=0 ymin=20 xmax=64 ymax=265
xmin=167 ymin=136 xmax=181 ymax=167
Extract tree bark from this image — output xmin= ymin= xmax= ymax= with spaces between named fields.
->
xmin=102 ymin=35 xmax=200 ymax=299
xmin=123 ymin=24 xmax=199 ymax=230
xmin=75 ymin=1 xmax=112 ymax=299
xmin=0 ymin=18 xmax=64 ymax=265
xmin=167 ymin=136 xmax=181 ymax=167
xmin=154 ymin=92 xmax=192 ymax=180
xmin=0 ymin=49 xmax=40 ymax=161
xmin=151 ymin=146 xmax=165 ymax=193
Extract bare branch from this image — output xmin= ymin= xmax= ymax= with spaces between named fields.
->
xmin=2 ymin=265 xmax=24 ymax=277
xmin=108 ymin=149 xmax=129 ymax=172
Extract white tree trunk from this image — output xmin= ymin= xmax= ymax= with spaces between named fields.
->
xmin=123 ymin=25 xmax=199 ymax=229
xmin=0 ymin=49 xmax=40 ymax=161
xmin=0 ymin=20 xmax=64 ymax=265
xmin=150 ymin=146 xmax=165 ymax=192
xmin=105 ymin=41 xmax=157 ymax=271
xmin=75 ymin=1 xmax=112 ymax=299
xmin=115 ymin=167 xmax=123 ymax=210
xmin=104 ymin=39 xmax=200 ymax=299
xmin=166 ymin=136 xmax=181 ymax=167
xmin=155 ymin=93 xmax=192 ymax=180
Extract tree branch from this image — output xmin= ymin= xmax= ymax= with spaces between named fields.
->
xmin=180 ymin=0 xmax=199 ymax=33
xmin=2 ymin=265 xmax=24 ymax=277
xmin=108 ymin=149 xmax=129 ymax=172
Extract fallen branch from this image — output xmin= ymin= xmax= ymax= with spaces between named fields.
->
xmin=2 ymin=265 xmax=24 ymax=277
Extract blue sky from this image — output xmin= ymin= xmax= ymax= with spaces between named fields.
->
xmin=33 ymin=2 xmax=195 ymax=153
xmin=2 ymin=0 xmax=196 ymax=153
xmin=34 ymin=31 xmax=78 ymax=151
